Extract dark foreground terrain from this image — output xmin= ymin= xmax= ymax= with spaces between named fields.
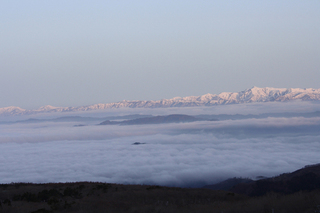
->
xmin=1 ymin=164 xmax=320 ymax=213
xmin=0 ymin=183 xmax=319 ymax=213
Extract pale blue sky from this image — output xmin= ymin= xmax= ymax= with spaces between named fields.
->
xmin=1 ymin=0 xmax=319 ymax=109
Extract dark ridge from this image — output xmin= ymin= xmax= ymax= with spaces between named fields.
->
xmin=231 ymin=163 xmax=320 ymax=196
xmin=102 ymin=114 xmax=152 ymax=120
xmin=4 ymin=114 xmax=151 ymax=125
xmin=98 ymin=120 xmax=120 ymax=125
xmin=99 ymin=114 xmax=204 ymax=125
xmin=203 ymin=177 xmax=253 ymax=191
xmin=122 ymin=114 xmax=201 ymax=125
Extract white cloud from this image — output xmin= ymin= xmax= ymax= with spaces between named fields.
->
xmin=0 ymin=131 xmax=319 ymax=187
xmin=0 ymin=104 xmax=320 ymax=187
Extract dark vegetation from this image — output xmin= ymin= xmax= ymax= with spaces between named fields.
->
xmin=0 ymin=182 xmax=247 ymax=213
xmin=0 ymin=182 xmax=319 ymax=213
xmin=231 ymin=163 xmax=320 ymax=197
xmin=1 ymin=164 xmax=320 ymax=213
xmin=203 ymin=177 xmax=254 ymax=191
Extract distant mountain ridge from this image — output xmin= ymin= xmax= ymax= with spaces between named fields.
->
xmin=99 ymin=114 xmax=205 ymax=125
xmin=1 ymin=87 xmax=320 ymax=116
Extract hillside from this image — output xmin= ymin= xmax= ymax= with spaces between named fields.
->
xmin=231 ymin=164 xmax=320 ymax=196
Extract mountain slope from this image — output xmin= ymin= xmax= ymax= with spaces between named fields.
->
xmin=1 ymin=87 xmax=320 ymax=116
xmin=230 ymin=163 xmax=320 ymax=196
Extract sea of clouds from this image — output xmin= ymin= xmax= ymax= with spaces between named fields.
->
xmin=0 ymin=101 xmax=320 ymax=187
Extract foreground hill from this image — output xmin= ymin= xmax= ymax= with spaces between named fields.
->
xmin=203 ymin=177 xmax=254 ymax=191
xmin=1 ymin=87 xmax=320 ymax=116
xmin=231 ymin=163 xmax=320 ymax=196
xmin=0 ymin=181 xmax=320 ymax=213
xmin=0 ymin=182 xmax=246 ymax=213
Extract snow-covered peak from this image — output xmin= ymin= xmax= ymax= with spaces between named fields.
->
xmin=0 ymin=106 xmax=25 ymax=112
xmin=0 ymin=106 xmax=27 ymax=116
xmin=1 ymin=87 xmax=320 ymax=116
xmin=37 ymin=105 xmax=59 ymax=110
xmin=198 ymin=93 xmax=217 ymax=102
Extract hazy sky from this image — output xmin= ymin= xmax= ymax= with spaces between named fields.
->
xmin=1 ymin=1 xmax=319 ymax=109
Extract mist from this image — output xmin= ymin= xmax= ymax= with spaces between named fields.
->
xmin=0 ymin=102 xmax=320 ymax=187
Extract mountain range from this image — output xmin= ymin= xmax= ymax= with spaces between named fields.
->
xmin=1 ymin=86 xmax=320 ymax=116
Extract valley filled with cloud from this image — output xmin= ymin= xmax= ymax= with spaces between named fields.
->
xmin=0 ymin=101 xmax=320 ymax=188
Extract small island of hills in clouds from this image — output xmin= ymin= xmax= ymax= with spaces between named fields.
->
xmin=1 ymin=86 xmax=320 ymax=212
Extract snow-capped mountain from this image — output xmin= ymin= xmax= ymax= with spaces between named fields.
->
xmin=1 ymin=87 xmax=320 ymax=116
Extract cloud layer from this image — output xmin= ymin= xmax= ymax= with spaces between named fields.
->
xmin=0 ymin=103 xmax=320 ymax=187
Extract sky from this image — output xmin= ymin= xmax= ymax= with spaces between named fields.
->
xmin=1 ymin=103 xmax=320 ymax=187
xmin=1 ymin=1 xmax=320 ymax=109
